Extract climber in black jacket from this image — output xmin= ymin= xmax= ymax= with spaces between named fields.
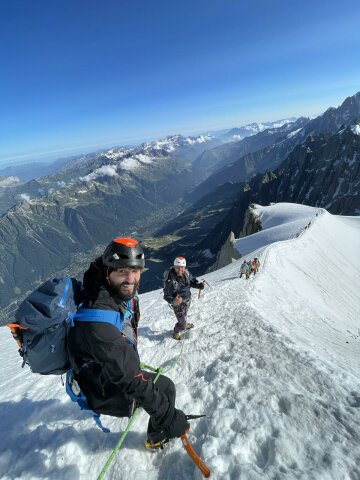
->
xmin=67 ymin=237 xmax=189 ymax=448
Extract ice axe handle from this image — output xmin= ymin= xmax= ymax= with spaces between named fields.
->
xmin=180 ymin=432 xmax=210 ymax=478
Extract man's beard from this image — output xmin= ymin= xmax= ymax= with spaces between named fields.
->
xmin=108 ymin=280 xmax=139 ymax=302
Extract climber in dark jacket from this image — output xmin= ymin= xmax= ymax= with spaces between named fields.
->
xmin=163 ymin=256 xmax=204 ymax=340
xmin=67 ymin=237 xmax=189 ymax=448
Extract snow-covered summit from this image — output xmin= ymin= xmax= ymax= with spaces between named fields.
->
xmin=225 ymin=118 xmax=297 ymax=141
xmin=234 ymin=203 xmax=319 ymax=258
xmin=76 ymin=134 xmax=216 ymax=181
xmin=99 ymin=134 xmax=215 ymax=160
xmin=141 ymin=134 xmax=214 ymax=153
xmin=247 ymin=118 xmax=296 ymax=132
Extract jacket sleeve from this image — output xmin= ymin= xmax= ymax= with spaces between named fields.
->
xmin=87 ymin=323 xmax=174 ymax=429
xmin=163 ymin=277 xmax=177 ymax=304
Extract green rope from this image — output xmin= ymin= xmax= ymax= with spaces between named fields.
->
xmin=97 ymin=407 xmax=141 ymax=480
xmin=139 ymin=362 xmax=159 ymax=372
xmin=161 ymin=334 xmax=187 ymax=373
xmin=97 ymin=335 xmax=187 ymax=479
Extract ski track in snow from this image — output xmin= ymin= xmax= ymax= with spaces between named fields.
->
xmin=0 ymin=204 xmax=360 ymax=480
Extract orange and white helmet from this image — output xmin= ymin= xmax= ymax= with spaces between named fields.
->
xmin=174 ymin=256 xmax=186 ymax=267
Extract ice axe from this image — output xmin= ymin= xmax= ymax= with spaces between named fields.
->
xmin=197 ymin=280 xmax=210 ymax=299
xmin=181 ymin=431 xmax=210 ymax=478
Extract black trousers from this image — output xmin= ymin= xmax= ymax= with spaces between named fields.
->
xmin=144 ymin=371 xmax=176 ymax=440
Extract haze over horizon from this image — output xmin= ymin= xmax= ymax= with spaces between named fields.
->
xmin=1 ymin=0 xmax=360 ymax=167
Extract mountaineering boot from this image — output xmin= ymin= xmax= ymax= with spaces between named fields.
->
xmin=145 ymin=437 xmax=170 ymax=451
xmin=173 ymin=332 xmax=181 ymax=340
xmin=185 ymin=323 xmax=194 ymax=330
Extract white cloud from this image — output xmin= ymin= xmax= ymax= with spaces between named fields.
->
xmin=19 ymin=193 xmax=31 ymax=202
xmin=120 ymin=158 xmax=140 ymax=171
xmin=135 ymin=154 xmax=153 ymax=164
xmin=80 ymin=165 xmax=119 ymax=182
xmin=186 ymin=134 xmax=212 ymax=144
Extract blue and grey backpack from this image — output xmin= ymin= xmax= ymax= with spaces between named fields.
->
xmin=12 ymin=276 xmax=132 ymax=432
xmin=14 ymin=277 xmax=80 ymax=374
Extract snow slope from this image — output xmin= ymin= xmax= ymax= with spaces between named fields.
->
xmin=234 ymin=203 xmax=319 ymax=258
xmin=0 ymin=204 xmax=359 ymax=480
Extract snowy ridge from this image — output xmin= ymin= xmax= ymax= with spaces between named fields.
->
xmin=226 ymin=119 xmax=296 ymax=141
xmin=141 ymin=134 xmax=214 ymax=153
xmin=0 ymin=204 xmax=360 ymax=479
xmin=234 ymin=203 xmax=320 ymax=258
xmin=77 ymin=134 xmax=216 ymax=180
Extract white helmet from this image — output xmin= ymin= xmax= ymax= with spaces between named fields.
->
xmin=174 ymin=256 xmax=186 ymax=267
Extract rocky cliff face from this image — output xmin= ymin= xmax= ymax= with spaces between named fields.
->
xmin=260 ymin=124 xmax=360 ymax=215
xmin=239 ymin=204 xmax=262 ymax=237
xmin=207 ymin=231 xmax=241 ymax=272
xmin=207 ymin=204 xmax=262 ymax=271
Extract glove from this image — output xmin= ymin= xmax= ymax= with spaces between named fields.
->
xmin=173 ymin=295 xmax=183 ymax=306
xmin=198 ymin=282 xmax=205 ymax=290
xmin=164 ymin=409 xmax=189 ymax=439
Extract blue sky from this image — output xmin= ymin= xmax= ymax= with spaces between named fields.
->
xmin=1 ymin=0 xmax=360 ymax=166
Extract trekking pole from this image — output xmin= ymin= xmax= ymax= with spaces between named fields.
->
xmin=180 ymin=432 xmax=210 ymax=478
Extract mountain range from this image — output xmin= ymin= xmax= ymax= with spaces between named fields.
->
xmin=0 ymin=92 xmax=359 ymax=317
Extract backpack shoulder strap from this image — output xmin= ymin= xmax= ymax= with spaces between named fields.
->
xmin=58 ymin=277 xmax=73 ymax=309
xmin=169 ymin=269 xmax=181 ymax=290
xmin=163 ymin=268 xmax=178 ymax=289
xmin=73 ymin=309 xmax=122 ymax=330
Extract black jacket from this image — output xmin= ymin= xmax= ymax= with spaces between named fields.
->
xmin=67 ymin=268 xmax=174 ymax=430
xmin=163 ymin=267 xmax=202 ymax=305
